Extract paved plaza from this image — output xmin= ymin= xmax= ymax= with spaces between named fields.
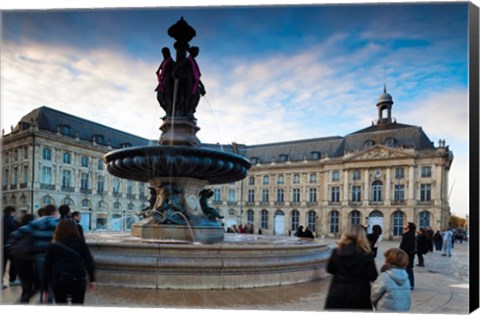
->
xmin=0 ymin=238 xmax=470 ymax=313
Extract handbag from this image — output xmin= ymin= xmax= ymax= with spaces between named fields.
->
xmin=7 ymin=234 xmax=35 ymax=261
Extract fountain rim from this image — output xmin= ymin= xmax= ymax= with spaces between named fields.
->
xmin=103 ymin=144 xmax=252 ymax=167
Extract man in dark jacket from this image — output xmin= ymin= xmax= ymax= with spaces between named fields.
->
xmin=399 ymin=222 xmax=416 ymax=290
xmin=2 ymin=206 xmax=19 ymax=289
xmin=71 ymin=211 xmax=85 ymax=240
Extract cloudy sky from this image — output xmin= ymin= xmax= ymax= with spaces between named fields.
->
xmin=0 ymin=1 xmax=470 ymax=217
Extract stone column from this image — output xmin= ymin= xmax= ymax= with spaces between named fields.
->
xmin=363 ymin=169 xmax=369 ymax=206
xmin=435 ymin=164 xmax=442 ymax=206
xmin=385 ymin=167 xmax=391 ymax=204
xmin=408 ymin=166 xmax=415 ymax=201
xmin=343 ymin=169 xmax=349 ymax=203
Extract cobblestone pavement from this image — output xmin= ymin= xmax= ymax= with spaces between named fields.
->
xmin=1 ymin=238 xmax=471 ymax=313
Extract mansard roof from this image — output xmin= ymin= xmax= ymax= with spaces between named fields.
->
xmin=14 ymin=106 xmax=150 ymax=149
xmin=333 ymin=121 xmax=435 ymax=157
xmin=241 ymin=136 xmax=343 ymax=163
xmin=10 ymin=106 xmax=437 ymax=160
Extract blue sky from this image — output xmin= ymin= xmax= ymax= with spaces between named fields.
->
xmin=0 ymin=2 xmax=470 ymax=217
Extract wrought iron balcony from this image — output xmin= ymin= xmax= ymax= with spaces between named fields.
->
xmin=61 ymin=186 xmax=75 ymax=192
xmin=113 ymin=192 xmax=123 ymax=198
xmin=40 ymin=183 xmax=55 ymax=190
xmin=126 ymin=193 xmax=136 ymax=199
xmin=10 ymin=184 xmax=17 ymax=189
xmin=20 ymin=183 xmax=28 ymax=189
xmin=80 ymin=188 xmax=92 ymax=194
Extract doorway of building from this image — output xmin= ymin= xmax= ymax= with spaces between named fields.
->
xmin=274 ymin=210 xmax=285 ymax=235
xmin=367 ymin=210 xmax=384 ymax=234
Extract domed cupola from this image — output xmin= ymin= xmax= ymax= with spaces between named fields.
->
xmin=376 ymin=84 xmax=394 ymax=124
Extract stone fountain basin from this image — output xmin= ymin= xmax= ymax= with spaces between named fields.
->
xmin=86 ymin=232 xmax=331 ymax=290
xmin=104 ymin=145 xmax=251 ymax=184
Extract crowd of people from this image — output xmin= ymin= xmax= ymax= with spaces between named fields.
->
xmin=2 ymin=205 xmax=96 ymax=305
xmin=324 ymin=222 xmax=466 ymax=312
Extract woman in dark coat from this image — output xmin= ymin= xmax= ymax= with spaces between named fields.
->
xmin=399 ymin=222 xmax=416 ymax=290
xmin=433 ymin=231 xmax=443 ymax=251
xmin=43 ymin=220 xmax=96 ymax=304
xmin=325 ymin=224 xmax=378 ymax=310
xmin=416 ymin=229 xmax=428 ymax=267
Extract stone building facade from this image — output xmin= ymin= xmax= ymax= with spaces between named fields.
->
xmin=1 ymin=107 xmax=152 ymax=230
xmin=1 ymin=89 xmax=453 ymax=238
xmin=211 ymin=89 xmax=453 ymax=239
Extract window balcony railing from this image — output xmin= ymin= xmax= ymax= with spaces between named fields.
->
xmin=97 ymin=190 xmax=104 ymax=196
xmin=10 ymin=184 xmax=17 ymax=189
xmin=113 ymin=192 xmax=122 ymax=198
xmin=20 ymin=183 xmax=28 ymax=189
xmin=126 ymin=193 xmax=136 ymax=199
xmin=139 ymin=193 xmax=147 ymax=199
xmin=274 ymin=201 xmax=285 ymax=206
xmin=80 ymin=188 xmax=92 ymax=194
xmin=349 ymin=200 xmax=362 ymax=206
xmin=417 ymin=200 xmax=433 ymax=205
xmin=40 ymin=183 xmax=55 ymax=190
xmin=369 ymin=201 xmax=384 ymax=206
xmin=212 ymin=200 xmax=222 ymax=205
xmin=328 ymin=201 xmax=340 ymax=205
xmin=306 ymin=201 xmax=318 ymax=207
xmin=260 ymin=201 xmax=269 ymax=206
xmin=291 ymin=201 xmax=301 ymax=206
xmin=61 ymin=186 xmax=75 ymax=192
xmin=391 ymin=200 xmax=406 ymax=205
xmin=227 ymin=201 xmax=237 ymax=206
xmin=246 ymin=201 xmax=255 ymax=206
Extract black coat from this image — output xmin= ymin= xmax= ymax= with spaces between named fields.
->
xmin=400 ymin=231 xmax=416 ymax=268
xmin=416 ymin=234 xmax=428 ymax=255
xmin=43 ymin=237 xmax=95 ymax=291
xmin=325 ymin=243 xmax=378 ymax=310
xmin=3 ymin=214 xmax=18 ymax=245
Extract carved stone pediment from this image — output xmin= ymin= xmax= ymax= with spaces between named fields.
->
xmin=344 ymin=145 xmax=416 ymax=162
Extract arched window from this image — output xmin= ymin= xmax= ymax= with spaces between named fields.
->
xmin=307 ymin=210 xmax=317 ymax=232
xmin=291 ymin=210 xmax=299 ymax=232
xmin=392 ymin=211 xmax=404 ymax=236
xmin=371 ymin=180 xmax=383 ymax=202
xmin=81 ymin=199 xmax=90 ymax=208
xmin=350 ymin=210 xmax=361 ymax=225
xmin=246 ymin=209 xmax=254 ymax=224
xmin=261 ymin=209 xmax=269 ymax=229
xmin=330 ymin=210 xmax=339 ymax=233
xmin=10 ymin=196 xmax=16 ymax=205
xmin=385 ymin=137 xmax=397 ymax=147
xmin=128 ymin=203 xmax=134 ymax=210
xmin=114 ymin=201 xmax=121 ymax=209
xmin=364 ymin=140 xmax=375 ymax=148
xmin=229 ymin=208 xmax=236 ymax=215
xmin=419 ymin=211 xmax=430 ymax=229
xmin=42 ymin=195 xmax=53 ymax=205
xmin=62 ymin=198 xmax=73 ymax=206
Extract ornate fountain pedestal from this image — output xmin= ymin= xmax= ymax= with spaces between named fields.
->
xmin=131 ymin=177 xmax=224 ymax=243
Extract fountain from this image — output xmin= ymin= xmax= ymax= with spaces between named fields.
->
xmin=87 ymin=17 xmax=331 ymax=289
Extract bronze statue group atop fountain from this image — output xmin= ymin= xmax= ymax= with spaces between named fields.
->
xmin=155 ymin=17 xmax=206 ymax=120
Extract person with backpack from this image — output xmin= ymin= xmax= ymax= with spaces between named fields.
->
xmin=9 ymin=204 xmax=59 ymax=303
xmin=42 ymin=219 xmax=96 ymax=304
